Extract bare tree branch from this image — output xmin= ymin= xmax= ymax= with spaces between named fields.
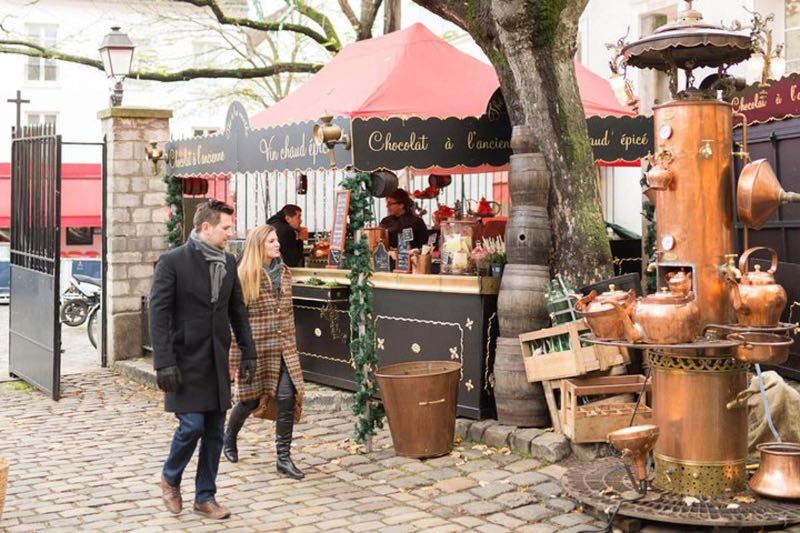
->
xmin=358 ymin=0 xmax=383 ymax=40
xmin=172 ymin=0 xmax=340 ymax=53
xmin=284 ymin=0 xmax=341 ymax=51
xmin=338 ymin=0 xmax=361 ymax=32
xmin=0 ymin=41 xmax=321 ymax=81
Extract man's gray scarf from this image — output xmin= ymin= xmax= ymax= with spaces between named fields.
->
xmin=264 ymin=257 xmax=283 ymax=295
xmin=190 ymin=229 xmax=227 ymax=304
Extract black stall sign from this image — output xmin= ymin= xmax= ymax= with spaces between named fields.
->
xmin=586 ymin=115 xmax=653 ymax=163
xmin=394 ymin=227 xmax=413 ymax=273
xmin=352 ymin=115 xmax=512 ymax=171
xmin=373 ymin=242 xmax=391 ymax=272
xmin=165 ymin=101 xmax=353 ymax=176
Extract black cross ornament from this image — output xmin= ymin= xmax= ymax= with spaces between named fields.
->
xmin=7 ymin=90 xmax=30 ymax=131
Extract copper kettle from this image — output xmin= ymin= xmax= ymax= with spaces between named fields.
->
xmin=645 ymin=150 xmax=674 ymax=190
xmin=728 ymin=247 xmax=787 ymax=327
xmin=666 ymin=270 xmax=692 ymax=297
xmin=575 ymin=285 xmax=640 ymax=342
xmin=633 ymin=287 xmax=701 ymax=344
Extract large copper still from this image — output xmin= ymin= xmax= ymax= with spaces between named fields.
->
xmin=651 ymin=100 xmax=734 ymax=326
xmin=621 ymin=1 xmax=756 ymax=496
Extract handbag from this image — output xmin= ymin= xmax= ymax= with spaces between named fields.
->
xmin=252 ymin=394 xmax=302 ymax=422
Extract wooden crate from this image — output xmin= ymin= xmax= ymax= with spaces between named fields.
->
xmin=560 ymin=375 xmax=652 ymax=444
xmin=519 ymin=321 xmax=627 ymax=383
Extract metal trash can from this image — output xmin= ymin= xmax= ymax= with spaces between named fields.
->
xmin=376 ymin=361 xmax=461 ymax=458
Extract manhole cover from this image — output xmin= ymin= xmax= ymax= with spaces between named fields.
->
xmin=563 ymin=457 xmax=800 ymax=527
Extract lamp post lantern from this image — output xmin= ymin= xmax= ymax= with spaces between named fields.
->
xmin=98 ymin=26 xmax=135 ymax=107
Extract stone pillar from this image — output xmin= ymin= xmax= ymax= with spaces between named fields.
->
xmin=98 ymin=107 xmax=172 ymax=363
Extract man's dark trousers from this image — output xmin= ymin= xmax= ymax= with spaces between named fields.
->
xmin=162 ymin=411 xmax=226 ymax=503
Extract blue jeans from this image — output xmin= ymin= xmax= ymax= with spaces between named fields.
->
xmin=162 ymin=411 xmax=225 ymax=503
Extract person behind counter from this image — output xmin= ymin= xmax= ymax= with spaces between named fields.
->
xmin=266 ymin=205 xmax=305 ymax=267
xmin=379 ymin=189 xmax=428 ymax=249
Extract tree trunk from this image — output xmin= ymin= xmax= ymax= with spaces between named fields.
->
xmin=412 ymin=0 xmax=613 ymax=288
xmin=384 ymin=0 xmax=402 ymax=34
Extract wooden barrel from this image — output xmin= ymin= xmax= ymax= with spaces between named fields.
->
xmin=493 ymin=336 xmax=550 ymax=427
xmin=498 ymin=263 xmax=550 ymax=336
xmin=505 ymin=205 xmax=552 ymax=265
xmin=509 ymin=153 xmax=549 ymax=207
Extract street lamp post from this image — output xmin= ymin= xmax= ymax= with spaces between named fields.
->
xmin=98 ymin=27 xmax=135 ymax=107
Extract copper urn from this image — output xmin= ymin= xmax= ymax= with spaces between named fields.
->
xmin=728 ymin=246 xmax=787 ymax=327
xmin=749 ymin=442 xmax=800 ymax=500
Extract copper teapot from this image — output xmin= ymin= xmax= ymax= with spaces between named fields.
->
xmin=645 ymin=150 xmax=674 ymax=190
xmin=666 ymin=270 xmax=692 ymax=297
xmin=633 ymin=287 xmax=701 ymax=344
xmin=727 ymin=246 xmax=787 ymax=327
xmin=575 ymin=284 xmax=640 ymax=342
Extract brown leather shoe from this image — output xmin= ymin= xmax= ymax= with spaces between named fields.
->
xmin=159 ymin=476 xmax=182 ymax=515
xmin=193 ymin=499 xmax=231 ymax=520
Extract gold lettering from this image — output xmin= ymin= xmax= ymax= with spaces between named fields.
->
xmin=367 ymin=131 xmax=429 ymax=152
xmin=260 ymin=137 xmax=279 ymax=162
xmin=467 ymin=131 xmax=511 ymax=150
xmin=621 ymin=133 xmax=649 ymax=151
xmin=733 ymin=93 xmax=767 ymax=112
xmin=589 ymin=130 xmax=610 ymax=147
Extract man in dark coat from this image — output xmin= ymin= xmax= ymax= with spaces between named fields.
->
xmin=266 ymin=204 xmax=304 ymax=267
xmin=150 ymin=200 xmax=257 ymax=520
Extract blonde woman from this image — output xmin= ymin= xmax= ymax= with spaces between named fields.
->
xmin=224 ymin=224 xmax=306 ymax=479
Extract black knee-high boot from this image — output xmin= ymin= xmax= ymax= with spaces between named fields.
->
xmin=223 ymin=400 xmax=257 ymax=463
xmin=275 ymin=363 xmax=304 ymax=479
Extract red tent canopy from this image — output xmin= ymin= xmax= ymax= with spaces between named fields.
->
xmin=0 ymin=163 xmax=102 ymax=227
xmin=251 ymin=23 xmax=632 ymax=129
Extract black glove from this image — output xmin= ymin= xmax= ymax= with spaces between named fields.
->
xmin=239 ymin=359 xmax=256 ymax=385
xmin=156 ymin=365 xmax=182 ymax=393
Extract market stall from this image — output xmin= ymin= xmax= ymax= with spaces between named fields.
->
xmin=165 ymin=23 xmax=636 ymax=419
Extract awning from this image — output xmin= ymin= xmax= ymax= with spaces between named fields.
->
xmin=0 ymin=163 xmax=102 ymax=227
xmin=251 ymin=23 xmax=633 ymax=128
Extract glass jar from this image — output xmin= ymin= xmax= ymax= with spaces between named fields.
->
xmin=439 ymin=220 xmax=477 ymax=275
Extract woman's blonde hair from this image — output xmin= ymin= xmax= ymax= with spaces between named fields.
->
xmin=238 ymin=224 xmax=277 ymax=305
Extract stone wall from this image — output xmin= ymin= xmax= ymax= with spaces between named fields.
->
xmin=98 ymin=107 xmax=172 ymax=363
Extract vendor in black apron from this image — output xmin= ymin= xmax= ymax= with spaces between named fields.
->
xmin=379 ymin=189 xmax=428 ymax=250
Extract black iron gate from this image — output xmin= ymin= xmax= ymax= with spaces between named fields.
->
xmin=9 ymin=124 xmax=62 ymax=399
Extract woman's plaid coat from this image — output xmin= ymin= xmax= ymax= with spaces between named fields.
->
xmin=229 ymin=265 xmax=305 ymax=408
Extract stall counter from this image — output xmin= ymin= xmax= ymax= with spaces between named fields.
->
xmin=290 ymin=268 xmax=499 ymax=419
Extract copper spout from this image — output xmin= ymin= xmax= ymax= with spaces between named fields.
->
xmin=732 ymin=112 xmax=750 ymax=162
xmin=720 ymin=254 xmax=741 ymax=280
xmin=608 ymin=424 xmax=660 ymax=493
xmin=726 ymin=388 xmax=755 ymax=410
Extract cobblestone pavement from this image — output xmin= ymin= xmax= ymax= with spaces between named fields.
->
xmin=0 ymin=370 xmax=609 ymax=533
xmin=0 ymin=305 xmax=101 ymax=382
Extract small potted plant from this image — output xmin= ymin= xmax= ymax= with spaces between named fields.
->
xmin=485 ymin=237 xmax=506 ymax=277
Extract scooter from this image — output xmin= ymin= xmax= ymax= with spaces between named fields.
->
xmin=60 ymin=274 xmax=101 ymax=327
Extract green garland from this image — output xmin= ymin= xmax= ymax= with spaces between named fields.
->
xmin=640 ymin=170 xmax=656 ymax=293
xmin=341 ymin=171 xmax=384 ymax=448
xmin=164 ymin=174 xmax=184 ymax=249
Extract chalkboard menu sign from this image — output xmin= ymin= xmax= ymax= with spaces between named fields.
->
xmin=394 ymin=227 xmax=413 ymax=273
xmin=328 ymin=249 xmax=343 ymax=269
xmin=373 ymin=242 xmax=391 ymax=272
xmin=330 ymin=190 xmax=351 ymax=253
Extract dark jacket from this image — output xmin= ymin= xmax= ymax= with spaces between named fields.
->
xmin=149 ymin=239 xmax=256 ymax=413
xmin=267 ymin=212 xmax=304 ymax=267
xmin=380 ymin=213 xmax=428 ymax=249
